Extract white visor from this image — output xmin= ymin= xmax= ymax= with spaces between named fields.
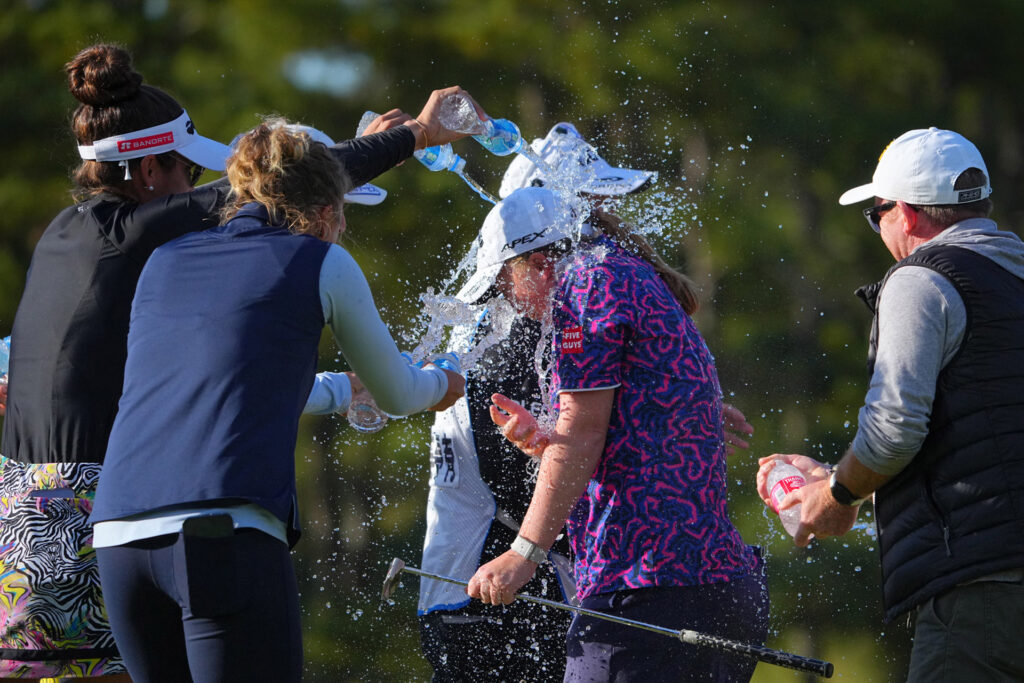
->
xmin=499 ymin=122 xmax=656 ymax=199
xmin=77 ymin=110 xmax=231 ymax=171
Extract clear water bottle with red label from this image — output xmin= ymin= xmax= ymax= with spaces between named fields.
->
xmin=767 ymin=461 xmax=806 ymax=536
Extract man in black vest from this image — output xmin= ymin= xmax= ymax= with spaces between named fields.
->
xmin=757 ymin=127 xmax=1024 ymax=682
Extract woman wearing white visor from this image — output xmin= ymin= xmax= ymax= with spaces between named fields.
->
xmin=0 ymin=42 xmax=475 ymax=681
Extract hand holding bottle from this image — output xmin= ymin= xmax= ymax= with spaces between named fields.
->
xmin=345 ymin=353 xmax=465 ymax=433
xmin=438 ymin=92 xmax=524 ymax=156
xmin=422 ymin=352 xmax=465 ymax=412
xmin=756 ymin=454 xmax=839 ymax=543
xmin=359 ymin=110 xmax=466 ymax=174
xmin=409 ymin=87 xmax=488 ymax=149
xmin=356 ymin=109 xmax=411 ymax=137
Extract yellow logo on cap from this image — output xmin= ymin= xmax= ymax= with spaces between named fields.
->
xmin=879 ymin=139 xmax=896 ymax=162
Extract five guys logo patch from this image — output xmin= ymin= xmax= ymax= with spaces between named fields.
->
xmin=562 ymin=325 xmax=583 ymax=354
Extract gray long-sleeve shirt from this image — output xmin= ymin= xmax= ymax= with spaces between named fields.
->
xmin=852 ymin=218 xmax=1024 ymax=476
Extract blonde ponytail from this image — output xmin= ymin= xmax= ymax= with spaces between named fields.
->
xmin=592 ymin=210 xmax=699 ymax=314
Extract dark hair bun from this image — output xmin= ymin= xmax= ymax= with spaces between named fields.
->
xmin=66 ymin=44 xmax=144 ymax=107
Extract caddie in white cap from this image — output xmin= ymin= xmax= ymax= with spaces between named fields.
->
xmin=838 ymin=127 xmax=992 ymax=232
xmin=757 ymin=126 xmax=1024 ymax=683
xmin=499 ymin=122 xmax=656 ymax=199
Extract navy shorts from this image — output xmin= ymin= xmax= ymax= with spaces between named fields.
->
xmin=565 ymin=569 xmax=769 ymax=682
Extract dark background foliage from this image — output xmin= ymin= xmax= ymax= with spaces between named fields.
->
xmin=2 ymin=1 xmax=1021 ymax=680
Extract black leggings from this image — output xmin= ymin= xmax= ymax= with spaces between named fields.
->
xmin=96 ymin=528 xmax=301 ymax=683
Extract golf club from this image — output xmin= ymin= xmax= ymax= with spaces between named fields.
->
xmin=382 ymin=557 xmax=834 ymax=678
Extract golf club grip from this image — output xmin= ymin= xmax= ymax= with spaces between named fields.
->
xmin=682 ymin=631 xmax=834 ymax=678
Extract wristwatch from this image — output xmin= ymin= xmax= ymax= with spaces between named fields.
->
xmin=829 ymin=470 xmax=868 ymax=507
xmin=511 ymin=535 xmax=548 ymax=564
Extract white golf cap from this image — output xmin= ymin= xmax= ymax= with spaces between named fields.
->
xmin=499 ymin=122 xmax=656 ymax=199
xmin=456 ymin=186 xmax=585 ymax=303
xmin=77 ymin=109 xmax=231 ymax=171
xmin=232 ymin=123 xmax=387 ymax=206
xmin=838 ymin=127 xmax=991 ymax=206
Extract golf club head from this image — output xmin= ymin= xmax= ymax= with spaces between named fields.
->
xmin=381 ymin=557 xmax=407 ymax=600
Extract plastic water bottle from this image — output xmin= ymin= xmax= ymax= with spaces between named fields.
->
xmin=356 ymin=111 xmax=495 ymax=203
xmin=346 ymin=394 xmax=390 ymax=433
xmin=345 ymin=353 xmax=462 ymax=433
xmin=767 ymin=462 xmax=807 ymax=536
xmin=357 ymin=111 xmax=465 ymax=173
xmin=437 ymin=93 xmax=524 ymax=157
xmin=0 ymin=336 xmax=10 ymax=386
xmin=415 ymin=145 xmax=466 ymax=173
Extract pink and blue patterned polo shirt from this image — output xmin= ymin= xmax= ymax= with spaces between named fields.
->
xmin=551 ymin=236 xmax=759 ymax=600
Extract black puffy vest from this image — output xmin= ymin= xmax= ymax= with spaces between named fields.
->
xmin=856 ymin=245 xmax=1024 ymax=621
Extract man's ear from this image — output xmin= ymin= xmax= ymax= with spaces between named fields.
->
xmin=897 ymin=200 xmax=919 ymax=236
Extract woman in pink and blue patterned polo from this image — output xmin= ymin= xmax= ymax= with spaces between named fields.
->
xmin=461 ymin=185 xmax=768 ymax=682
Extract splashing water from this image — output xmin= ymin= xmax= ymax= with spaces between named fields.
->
xmin=404 ymin=291 xmax=518 ymax=371
xmin=513 ymin=143 xmax=558 ymax=179
xmin=452 ymin=169 xmax=498 ymax=204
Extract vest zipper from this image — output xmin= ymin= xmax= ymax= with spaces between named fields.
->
xmin=923 ymin=479 xmax=952 ymax=557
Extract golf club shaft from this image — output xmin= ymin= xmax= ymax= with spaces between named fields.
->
xmin=394 ymin=564 xmax=833 ymax=678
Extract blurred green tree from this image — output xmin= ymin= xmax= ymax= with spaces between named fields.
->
xmin=1 ymin=1 xmax=1021 ymax=680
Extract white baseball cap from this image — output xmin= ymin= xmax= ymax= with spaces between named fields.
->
xmin=77 ymin=109 xmax=231 ymax=171
xmin=231 ymin=123 xmax=387 ymax=206
xmin=456 ymin=186 xmax=589 ymax=303
xmin=838 ymin=127 xmax=991 ymax=206
xmin=498 ymin=122 xmax=656 ymax=199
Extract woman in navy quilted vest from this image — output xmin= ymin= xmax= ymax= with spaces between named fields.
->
xmin=91 ymin=121 xmax=465 ymax=683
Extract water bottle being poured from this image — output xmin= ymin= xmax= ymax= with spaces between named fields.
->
xmin=437 ymin=94 xmax=555 ymax=178
xmin=438 ymin=93 xmax=524 ymax=157
xmin=356 ymin=112 xmax=497 ymax=204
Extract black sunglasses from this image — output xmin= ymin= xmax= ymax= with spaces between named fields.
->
xmin=862 ymin=201 xmax=897 ymax=233
xmin=170 ymin=152 xmax=205 ymax=186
